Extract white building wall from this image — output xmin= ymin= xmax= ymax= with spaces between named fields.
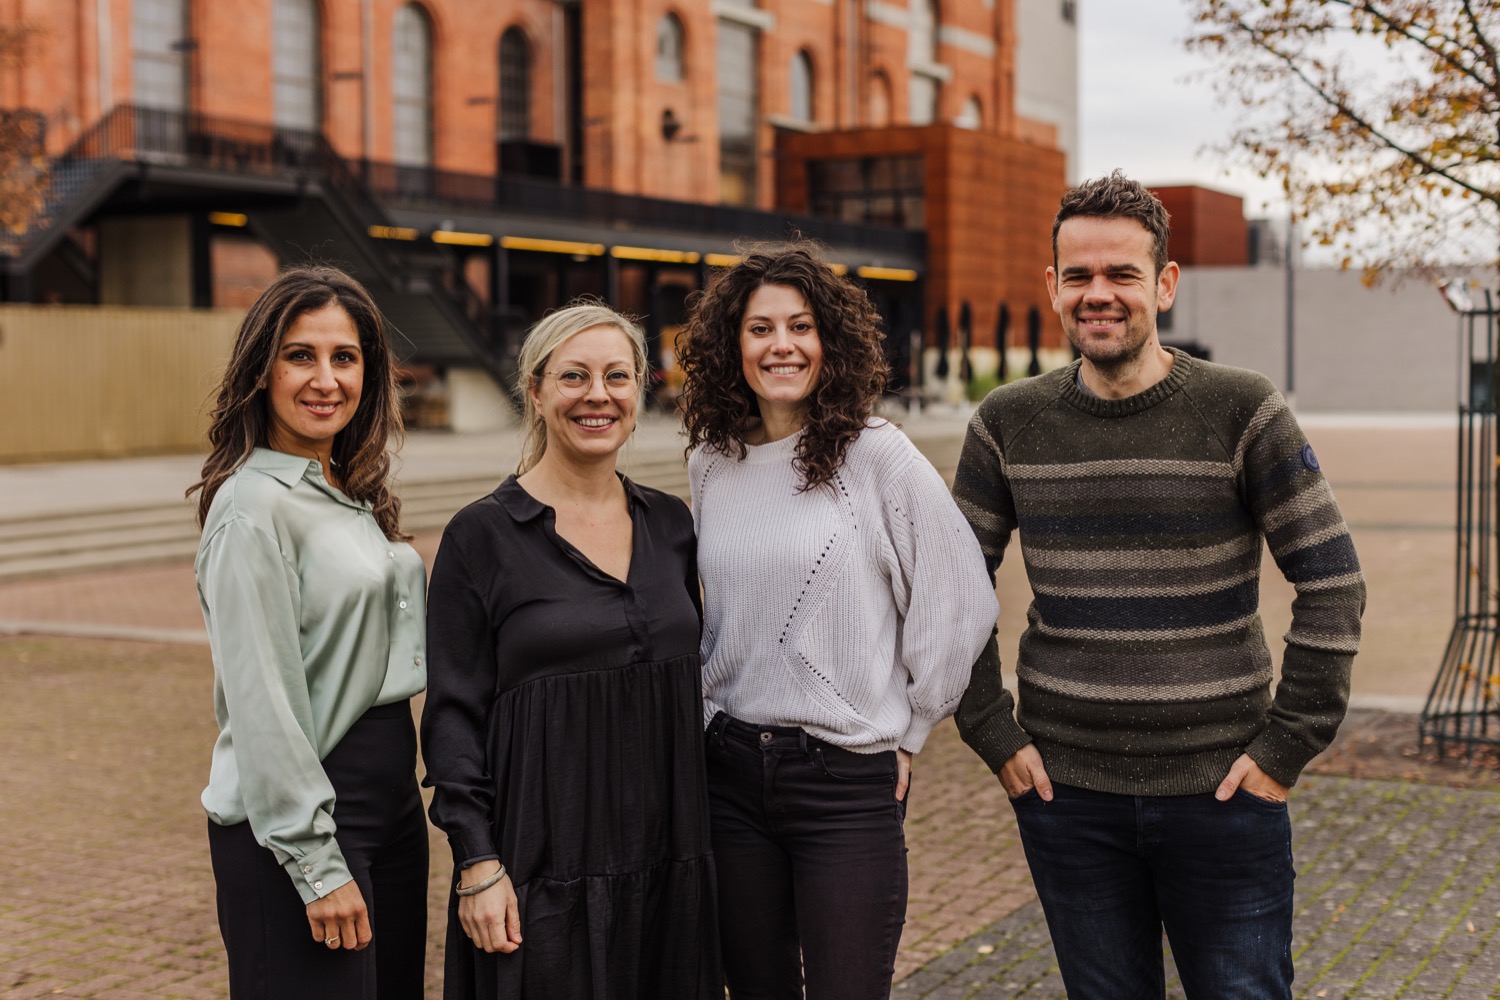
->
xmin=1014 ymin=0 xmax=1079 ymax=181
xmin=1167 ymin=266 xmax=1470 ymax=413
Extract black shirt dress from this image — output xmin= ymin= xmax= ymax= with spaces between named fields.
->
xmin=421 ymin=475 xmax=720 ymax=999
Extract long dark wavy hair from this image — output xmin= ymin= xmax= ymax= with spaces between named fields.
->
xmin=187 ymin=266 xmax=408 ymax=540
xmin=679 ymin=242 xmax=889 ymax=491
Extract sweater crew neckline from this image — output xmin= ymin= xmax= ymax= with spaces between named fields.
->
xmin=1057 ymin=347 xmax=1194 ymax=418
xmin=738 ymin=429 xmax=803 ymax=465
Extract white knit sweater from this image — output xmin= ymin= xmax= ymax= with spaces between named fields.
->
xmin=690 ymin=420 xmax=999 ymax=753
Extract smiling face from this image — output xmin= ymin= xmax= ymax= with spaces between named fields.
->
xmin=530 ymin=324 xmax=639 ymax=468
xmin=1046 ymin=215 xmax=1179 ymax=374
xmin=738 ymin=283 xmax=824 ymax=430
xmin=265 ymin=302 xmax=364 ymax=462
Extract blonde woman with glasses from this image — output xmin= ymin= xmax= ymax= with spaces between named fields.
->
xmin=421 ymin=301 xmax=721 ymax=999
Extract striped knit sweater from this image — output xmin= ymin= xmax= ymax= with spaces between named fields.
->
xmin=953 ymin=350 xmax=1365 ymax=795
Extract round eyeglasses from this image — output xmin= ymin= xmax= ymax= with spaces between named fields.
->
xmin=543 ymin=367 xmax=641 ymax=399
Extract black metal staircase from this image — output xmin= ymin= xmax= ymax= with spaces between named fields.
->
xmin=1 ymin=105 xmax=509 ymax=386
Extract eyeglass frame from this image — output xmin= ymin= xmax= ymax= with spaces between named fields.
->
xmin=538 ymin=366 xmax=643 ymax=399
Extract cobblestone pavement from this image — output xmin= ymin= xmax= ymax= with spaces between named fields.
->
xmin=4 ymin=416 xmax=1499 ymax=998
xmin=902 ymin=776 xmax=1500 ymax=999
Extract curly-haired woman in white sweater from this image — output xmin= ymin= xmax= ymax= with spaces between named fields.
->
xmin=678 ymin=243 xmax=999 ymax=999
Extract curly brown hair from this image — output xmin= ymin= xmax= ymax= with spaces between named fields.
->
xmin=187 ymin=266 xmax=408 ymax=540
xmin=679 ymin=242 xmax=889 ymax=491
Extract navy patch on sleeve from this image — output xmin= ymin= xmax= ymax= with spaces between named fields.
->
xmin=1302 ymin=443 xmax=1320 ymax=472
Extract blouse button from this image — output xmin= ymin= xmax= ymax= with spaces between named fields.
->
xmin=399 ymin=601 xmax=408 ymax=609
xmin=414 ymin=656 xmax=423 ymax=667
xmin=314 ymin=880 xmax=324 ymax=891
xmin=302 ymin=865 xmax=313 ymax=874
xmin=387 ymin=551 xmax=395 ymax=559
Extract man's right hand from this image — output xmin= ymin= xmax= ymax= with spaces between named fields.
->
xmin=998 ymin=744 xmax=1053 ymax=801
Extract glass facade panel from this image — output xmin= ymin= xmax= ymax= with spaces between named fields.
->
xmin=273 ymin=0 xmax=321 ymax=131
xmin=393 ymin=3 xmax=433 ymax=167
xmin=809 ymin=155 xmax=925 ymax=229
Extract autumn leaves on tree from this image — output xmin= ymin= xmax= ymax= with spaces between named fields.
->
xmin=1190 ymin=0 xmax=1498 ymax=280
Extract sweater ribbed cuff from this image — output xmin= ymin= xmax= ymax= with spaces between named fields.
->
xmin=958 ymin=709 xmax=1033 ymax=775
xmin=1245 ymin=723 xmax=1321 ymax=788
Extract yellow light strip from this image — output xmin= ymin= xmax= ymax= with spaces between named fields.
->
xmin=856 ymin=266 xmax=919 ymax=282
xmin=828 ymin=263 xmax=849 ymax=276
xmin=368 ymin=225 xmax=419 ymax=241
xmin=704 ymin=253 xmax=741 ymax=268
xmin=208 ymin=211 xmax=248 ymax=227
xmin=500 ymin=236 xmax=606 ymax=256
xmin=432 ymin=229 xmax=495 ymax=247
xmin=610 ymin=245 xmax=702 ymax=264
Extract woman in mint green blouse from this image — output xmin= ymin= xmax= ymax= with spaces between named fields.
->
xmin=189 ymin=266 xmax=427 ymax=999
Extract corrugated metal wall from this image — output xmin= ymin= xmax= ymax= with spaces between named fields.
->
xmin=0 ymin=306 xmax=243 ymax=462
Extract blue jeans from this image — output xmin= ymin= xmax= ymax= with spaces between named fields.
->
xmin=704 ymin=712 xmax=908 ymax=1000
xmin=1011 ymin=782 xmax=1294 ymax=1000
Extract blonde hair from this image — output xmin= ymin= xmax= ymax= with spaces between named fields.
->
xmin=516 ymin=300 xmax=649 ymax=474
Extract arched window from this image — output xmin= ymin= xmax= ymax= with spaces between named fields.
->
xmin=499 ymin=27 xmax=531 ymax=140
xmin=656 ymin=14 xmax=685 ymax=82
xmin=273 ymin=0 xmax=321 ymax=131
xmin=955 ymin=95 xmax=981 ymax=130
xmin=392 ymin=3 xmax=433 ymax=166
xmin=789 ymin=50 xmax=814 ymax=124
xmin=132 ymin=0 xmax=189 ymax=111
xmin=867 ymin=71 xmax=892 ymax=127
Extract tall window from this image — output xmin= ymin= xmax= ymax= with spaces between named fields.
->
xmin=955 ymin=95 xmax=981 ymax=130
xmin=273 ymin=0 xmax=321 ymax=132
xmin=716 ymin=19 xmax=758 ymax=205
xmin=868 ymin=71 xmax=892 ymax=126
xmin=499 ymin=27 xmax=531 ymax=141
xmin=789 ymin=50 xmax=814 ymax=124
xmin=656 ymin=14 xmax=685 ymax=82
xmin=392 ymin=3 xmax=433 ymax=166
xmin=809 ymin=155 xmax=924 ymax=228
xmin=132 ymin=0 xmax=189 ymax=111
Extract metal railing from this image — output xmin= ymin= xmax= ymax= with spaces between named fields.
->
xmin=1422 ymin=288 xmax=1500 ymax=758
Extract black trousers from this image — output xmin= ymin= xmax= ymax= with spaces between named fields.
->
xmin=208 ymin=700 xmax=429 ymax=1000
xmin=704 ymin=712 xmax=909 ymax=1000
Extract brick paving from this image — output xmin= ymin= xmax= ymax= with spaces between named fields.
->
xmin=4 ymin=415 xmax=1500 ymax=998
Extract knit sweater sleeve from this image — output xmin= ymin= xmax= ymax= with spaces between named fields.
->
xmin=950 ymin=401 xmax=1035 ymax=772
xmin=1235 ymin=393 xmax=1366 ymax=786
xmin=878 ymin=442 xmax=999 ymax=753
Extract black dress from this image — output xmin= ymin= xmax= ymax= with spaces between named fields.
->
xmin=421 ymin=475 xmax=720 ymax=999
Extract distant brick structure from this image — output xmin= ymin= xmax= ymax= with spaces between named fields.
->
xmin=1151 ymin=185 xmax=1250 ymax=268
xmin=3 ymin=0 xmax=1072 ymax=355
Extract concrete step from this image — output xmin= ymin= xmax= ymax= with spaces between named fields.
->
xmin=0 ymin=457 xmax=696 ymax=583
xmin=0 ymin=430 xmax=959 ymax=583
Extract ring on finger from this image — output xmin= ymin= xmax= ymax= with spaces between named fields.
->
xmin=326 ymin=935 xmax=341 ymax=946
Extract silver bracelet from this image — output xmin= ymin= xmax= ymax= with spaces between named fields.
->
xmin=455 ymin=865 xmax=507 ymax=897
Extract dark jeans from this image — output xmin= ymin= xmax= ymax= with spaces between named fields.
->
xmin=704 ymin=712 xmax=908 ymax=1000
xmin=208 ymin=701 xmax=429 ymax=1000
xmin=1011 ymin=782 xmax=1295 ymax=1000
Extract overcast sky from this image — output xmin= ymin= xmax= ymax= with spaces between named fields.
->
xmin=1078 ymin=0 xmax=1288 ymax=218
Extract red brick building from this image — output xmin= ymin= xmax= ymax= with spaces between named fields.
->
xmin=1 ymin=0 xmax=1074 ymax=394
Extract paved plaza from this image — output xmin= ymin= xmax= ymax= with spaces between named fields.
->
xmin=2 ymin=410 xmax=1498 ymax=999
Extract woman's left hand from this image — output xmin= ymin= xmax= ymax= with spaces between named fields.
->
xmin=895 ymin=748 xmax=912 ymax=802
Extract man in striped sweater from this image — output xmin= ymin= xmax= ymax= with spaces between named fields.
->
xmin=954 ymin=172 xmax=1365 ymax=999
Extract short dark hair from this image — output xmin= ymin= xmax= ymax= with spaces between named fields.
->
xmin=1052 ymin=170 xmax=1171 ymax=275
